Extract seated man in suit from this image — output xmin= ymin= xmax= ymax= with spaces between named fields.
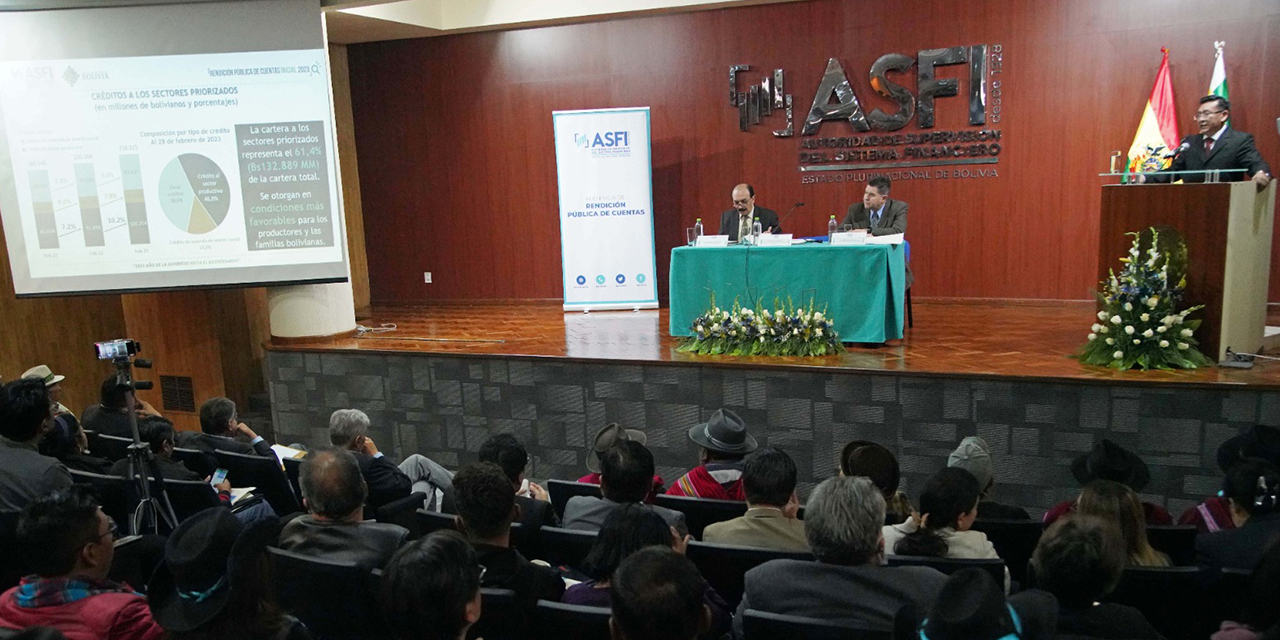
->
xmin=703 ymin=447 xmax=807 ymax=552
xmin=175 ymin=396 xmax=274 ymax=458
xmin=668 ymin=409 xmax=756 ymax=501
xmin=1141 ymin=96 xmax=1271 ymax=186
xmin=277 ymin=448 xmax=409 ymax=570
xmin=841 ymin=175 xmax=912 ymax=287
xmin=718 ymin=183 xmax=780 ymax=242
xmin=109 ymin=417 xmax=204 ymax=482
xmin=80 ymin=375 xmax=163 ymax=440
xmin=478 ymin=433 xmax=559 ymax=533
xmin=732 ymin=476 xmax=948 ymax=637
xmin=329 ymin=408 xmax=455 ymax=512
xmin=564 ymin=439 xmax=687 ymax=535
xmin=452 ymin=462 xmax=564 ymax=610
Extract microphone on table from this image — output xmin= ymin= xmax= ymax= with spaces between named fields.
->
xmin=779 ymin=202 xmax=806 ymax=227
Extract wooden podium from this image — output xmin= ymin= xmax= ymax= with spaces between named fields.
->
xmin=1099 ymin=182 xmax=1276 ymax=362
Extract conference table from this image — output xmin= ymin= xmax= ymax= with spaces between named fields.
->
xmin=668 ymin=243 xmax=907 ymax=342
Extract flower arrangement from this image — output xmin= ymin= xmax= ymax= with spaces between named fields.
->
xmin=1077 ymin=227 xmax=1212 ymax=370
xmin=678 ymin=296 xmax=844 ymax=356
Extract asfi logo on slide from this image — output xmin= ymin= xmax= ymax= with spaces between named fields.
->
xmin=577 ymin=131 xmax=632 ymax=158
xmin=615 ymin=274 xmax=626 ymax=284
xmin=595 ymin=275 xmax=606 ymax=285
xmin=575 ymin=275 xmax=587 ymax=285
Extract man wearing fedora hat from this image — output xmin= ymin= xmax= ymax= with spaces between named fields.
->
xmin=576 ymin=423 xmax=665 ymax=502
xmin=668 ymin=409 xmax=757 ymax=501
xmin=1042 ymin=439 xmax=1173 ymax=527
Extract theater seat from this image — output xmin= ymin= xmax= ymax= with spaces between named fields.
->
xmin=149 ymin=477 xmax=220 ymax=525
xmin=1145 ymin=525 xmax=1197 ymax=566
xmin=534 ymin=600 xmax=611 ymax=640
xmin=547 ymin=480 xmax=601 ymax=520
xmin=1103 ymin=566 xmax=1203 ymax=640
xmin=970 ymin=518 xmax=1043 ymax=584
xmin=685 ymin=540 xmax=814 ymax=607
xmin=653 ymin=494 xmax=747 ymax=540
xmin=68 ymin=469 xmax=135 ymax=534
xmin=215 ymin=449 xmax=300 ymax=515
xmin=742 ymin=609 xmax=893 ymax=640
xmin=885 ymin=555 xmax=1005 ymax=587
xmin=93 ymin=434 xmax=134 ymax=461
xmin=468 ymin=588 xmax=518 ymax=640
xmin=268 ymin=547 xmax=389 ymax=640
xmin=539 ymin=526 xmax=597 ymax=570
xmin=374 ymin=491 xmax=428 ymax=532
xmin=283 ymin=457 xmax=303 ymax=506
xmin=171 ymin=446 xmax=217 ymax=478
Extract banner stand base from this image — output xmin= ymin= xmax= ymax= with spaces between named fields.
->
xmin=564 ymin=303 xmax=660 ymax=313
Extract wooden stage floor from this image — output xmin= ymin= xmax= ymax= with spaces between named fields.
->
xmin=274 ymin=301 xmax=1280 ymax=389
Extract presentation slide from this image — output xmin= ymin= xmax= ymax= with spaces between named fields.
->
xmin=0 ymin=0 xmax=347 ymax=296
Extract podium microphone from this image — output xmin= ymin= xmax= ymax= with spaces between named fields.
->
xmin=779 ymin=202 xmax=806 ymax=225
xmin=1171 ymin=140 xmax=1191 ymax=158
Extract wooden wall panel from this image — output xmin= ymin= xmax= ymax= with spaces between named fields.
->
xmin=121 ymin=292 xmax=226 ymax=432
xmin=348 ymin=0 xmax=1280 ymax=303
xmin=330 ymin=44 xmax=372 ymax=317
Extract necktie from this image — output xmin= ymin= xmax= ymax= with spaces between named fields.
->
xmin=1204 ymin=137 xmax=1214 ymax=156
xmin=871 ymin=210 xmax=880 ymax=227
xmin=739 ymin=214 xmax=750 ymax=240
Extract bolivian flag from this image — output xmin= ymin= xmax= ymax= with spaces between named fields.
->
xmin=1125 ymin=48 xmax=1180 ymax=180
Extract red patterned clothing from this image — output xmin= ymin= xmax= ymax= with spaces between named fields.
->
xmin=667 ymin=463 xmax=745 ymax=501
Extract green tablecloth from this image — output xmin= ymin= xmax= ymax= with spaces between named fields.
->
xmin=668 ymin=243 xmax=906 ymax=342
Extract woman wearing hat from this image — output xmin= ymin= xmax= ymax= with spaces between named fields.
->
xmin=667 ymin=409 xmax=756 ymax=501
xmin=840 ymin=440 xmax=913 ymax=525
xmin=1042 ymin=440 xmax=1172 ymax=527
xmin=1180 ymin=425 xmax=1280 ymax=533
xmin=576 ymin=423 xmax=665 ymax=502
xmin=149 ymin=509 xmax=310 ymax=640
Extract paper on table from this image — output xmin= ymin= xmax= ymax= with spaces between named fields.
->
xmin=865 ymin=233 xmax=905 ymax=245
xmin=271 ymin=444 xmax=307 ymax=466
xmin=695 ymin=235 xmax=729 ymax=247
xmin=756 ymin=234 xmax=793 ymax=247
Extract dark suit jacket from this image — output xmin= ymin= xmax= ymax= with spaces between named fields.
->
xmin=718 ymin=206 xmax=781 ymax=241
xmin=840 ymin=198 xmax=913 ymax=288
xmin=1152 ymin=127 xmax=1271 ymax=183
xmin=175 ymin=431 xmax=273 ymax=458
xmin=277 ymin=514 xmax=409 ymax=570
xmin=1196 ymin=512 xmax=1280 ymax=570
xmin=516 ymin=494 xmax=559 ymax=532
xmin=473 ymin=543 xmax=565 ymax=610
xmin=562 ymin=495 xmax=687 ymax=536
xmin=109 ymin=455 xmax=202 ymax=482
xmin=355 ymin=452 xmax=412 ymax=510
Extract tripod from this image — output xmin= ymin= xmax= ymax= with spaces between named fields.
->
xmin=111 ymin=355 xmax=178 ymax=535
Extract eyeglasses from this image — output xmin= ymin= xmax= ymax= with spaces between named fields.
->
xmin=732 ymin=198 xmax=751 ymax=206
xmin=1195 ymin=109 xmax=1226 ymax=118
xmin=94 ymin=517 xmax=119 ymax=543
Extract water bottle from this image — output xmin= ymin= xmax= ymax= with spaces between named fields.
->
xmin=752 ymin=217 xmax=762 ymax=245
xmin=693 ymin=218 xmax=704 ymax=244
xmin=828 ymin=215 xmax=837 ymax=241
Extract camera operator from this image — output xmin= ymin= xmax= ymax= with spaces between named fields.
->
xmin=81 ymin=375 xmax=162 ymax=439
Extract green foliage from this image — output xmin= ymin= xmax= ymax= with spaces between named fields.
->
xmin=677 ymin=295 xmax=844 ymax=357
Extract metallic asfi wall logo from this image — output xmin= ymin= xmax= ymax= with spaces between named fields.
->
xmin=576 ymin=130 xmax=632 ymax=158
xmin=728 ymin=44 xmax=1006 ymax=183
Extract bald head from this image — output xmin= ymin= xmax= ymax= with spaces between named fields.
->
xmin=299 ymin=447 xmax=368 ymax=520
xmin=731 ymin=184 xmax=755 ymax=214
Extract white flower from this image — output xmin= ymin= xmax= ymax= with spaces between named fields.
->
xmin=762 ymin=309 xmax=771 ymax=319
xmin=1099 ymin=326 xmax=1109 ymax=334
xmin=775 ymin=309 xmax=784 ymax=318
xmin=1157 ymin=325 xmax=1167 ymax=334
xmin=1113 ymin=350 xmax=1124 ymax=359
xmin=722 ymin=311 xmax=730 ymax=320
xmin=742 ymin=309 xmax=754 ymax=317
xmin=759 ymin=336 xmax=765 ymax=343
xmin=1125 ymin=326 xmax=1135 ymax=335
xmin=1178 ymin=342 xmax=1189 ymax=350
xmin=1162 ymin=315 xmax=1176 ymax=325
xmin=1174 ymin=315 xmax=1184 ymax=325
xmin=1159 ymin=340 xmax=1170 ymax=348
xmin=1124 ymin=302 xmax=1133 ymax=311
xmin=1179 ymin=328 xmax=1192 ymax=337
xmin=1133 ymin=339 xmax=1141 ymax=345
xmin=1097 ymin=311 xmax=1109 ymax=320
xmin=1142 ymin=329 xmax=1154 ymax=338
xmin=1106 ymin=338 xmax=1115 ymax=345
xmin=1147 ymin=297 xmax=1159 ymax=308
xmin=1091 ymin=323 xmax=1103 ymax=332
xmin=1111 ymin=316 xmax=1122 ymax=325
xmin=769 ymin=328 xmax=775 ymax=335
xmin=814 ymin=312 xmax=824 ymax=321
xmin=816 ymin=328 xmax=823 ymax=337
xmin=1088 ymin=333 xmax=1097 ymax=341
xmin=1140 ymin=313 xmax=1150 ymax=322
xmin=695 ymin=325 xmax=704 ymax=334
xmin=1139 ymin=298 xmax=1148 ymax=307
xmin=730 ymin=330 xmax=737 ymax=337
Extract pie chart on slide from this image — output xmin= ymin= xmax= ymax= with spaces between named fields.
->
xmin=158 ymin=154 xmax=230 ymax=234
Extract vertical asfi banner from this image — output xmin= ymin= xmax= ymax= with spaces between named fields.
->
xmin=553 ymin=107 xmax=658 ymax=311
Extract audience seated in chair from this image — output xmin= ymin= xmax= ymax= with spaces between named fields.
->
xmin=277 ymin=448 xmax=409 ymax=570
xmin=329 ymin=409 xmax=454 ymax=512
xmin=1196 ymin=459 xmax=1280 ymax=571
xmin=564 ymin=504 xmax=730 ymax=638
xmin=176 ymin=397 xmax=274 ymax=459
xmin=80 ymin=375 xmax=162 ymax=440
xmin=667 ymin=409 xmax=755 ymax=500
xmin=37 ymin=413 xmax=110 ymax=476
xmin=21 ymin=365 xmax=74 ymax=427
xmin=148 ymin=508 xmax=310 ymax=640
xmin=732 ymin=476 xmax=948 ymax=638
xmin=893 ymin=568 xmax=1057 ymax=640
xmin=109 ymin=417 xmax=206 ymax=483
xmin=0 ymin=379 xmax=72 ymax=513
xmin=1031 ymin=515 xmax=1163 ymax=640
xmin=479 ymin=433 xmax=560 ymax=532
xmin=0 ymin=487 xmax=165 ymax=639
xmin=610 ymin=546 xmax=713 ymax=640
xmin=883 ymin=467 xmax=1009 ymax=592
xmin=840 ymin=440 xmax=912 ymax=524
xmin=703 ymin=447 xmax=807 ymax=552
xmin=1076 ymin=480 xmax=1170 ymax=567
xmin=563 ymin=440 xmax=686 ymax=535
xmin=381 ymin=530 xmax=482 ymax=640
xmin=1043 ymin=440 xmax=1172 ymax=527
xmin=453 ymin=462 xmax=564 ymax=610
xmin=947 ymin=436 xmax=1031 ymax=520
xmin=576 ymin=423 xmax=663 ymax=502
xmin=1182 ymin=425 xmax=1280 ymax=533
xmin=1213 ymin=540 xmax=1280 ymax=640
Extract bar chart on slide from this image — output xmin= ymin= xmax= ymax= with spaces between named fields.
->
xmin=27 ymin=154 xmax=152 ymax=249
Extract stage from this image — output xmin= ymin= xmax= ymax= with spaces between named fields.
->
xmin=263 ymin=301 xmax=1280 ymax=518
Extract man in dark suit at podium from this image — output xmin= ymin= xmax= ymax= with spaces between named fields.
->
xmin=1143 ymin=96 xmax=1271 ymax=186
xmin=718 ymin=183 xmax=780 ymax=241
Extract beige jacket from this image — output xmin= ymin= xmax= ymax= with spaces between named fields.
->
xmin=703 ymin=507 xmax=810 ymax=552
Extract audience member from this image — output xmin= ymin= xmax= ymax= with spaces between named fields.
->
xmin=893 ymin=568 xmax=1057 ymax=640
xmin=381 ymin=530 xmax=482 ymax=640
xmin=733 ymin=476 xmax=947 ymax=637
xmin=1031 ymin=516 xmax=1162 ymax=639
xmin=80 ymin=375 xmax=160 ymax=439
xmin=577 ymin=423 xmax=664 ymax=501
xmin=21 ymin=365 xmax=72 ymax=419
xmin=703 ymin=447 xmax=807 ymax=551
xmin=328 ymin=408 xmax=455 ymax=511
xmin=1043 ymin=439 xmax=1172 ymax=526
xmin=565 ymin=504 xmax=731 ymax=637
xmin=840 ymin=440 xmax=913 ymax=524
xmin=109 ymin=416 xmax=205 ymax=482
xmin=610 ymin=547 xmax=713 ymax=640
xmin=947 ymin=436 xmax=1030 ymax=520
xmin=1077 ymin=479 xmax=1170 ymax=567
xmin=1196 ymin=459 xmax=1280 ymax=571
xmin=38 ymin=416 xmax=111 ymax=475
xmin=668 ymin=409 xmax=756 ymax=500
xmin=452 ymin=462 xmax=564 ymax=609
xmin=0 ymin=488 xmax=165 ymax=639
xmin=1182 ymin=425 xmax=1280 ymax=532
xmin=148 ymin=508 xmax=308 ymax=640
xmin=0 ymin=379 xmax=72 ymax=512
xmin=176 ymin=397 xmax=274 ymax=458
xmin=277 ymin=448 xmax=408 ymax=570
xmin=478 ymin=433 xmax=559 ymax=531
xmin=1212 ymin=540 xmax=1280 ymax=640
xmin=883 ymin=467 xmax=1008 ymax=591
xmin=563 ymin=440 xmax=686 ymax=534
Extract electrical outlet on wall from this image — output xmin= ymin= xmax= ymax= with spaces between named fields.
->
xmin=424 ymin=272 xmax=432 ymax=283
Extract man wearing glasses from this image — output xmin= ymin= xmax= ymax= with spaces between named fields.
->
xmin=1141 ymin=95 xmax=1271 ymax=186
xmin=718 ymin=183 xmax=780 ymax=242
